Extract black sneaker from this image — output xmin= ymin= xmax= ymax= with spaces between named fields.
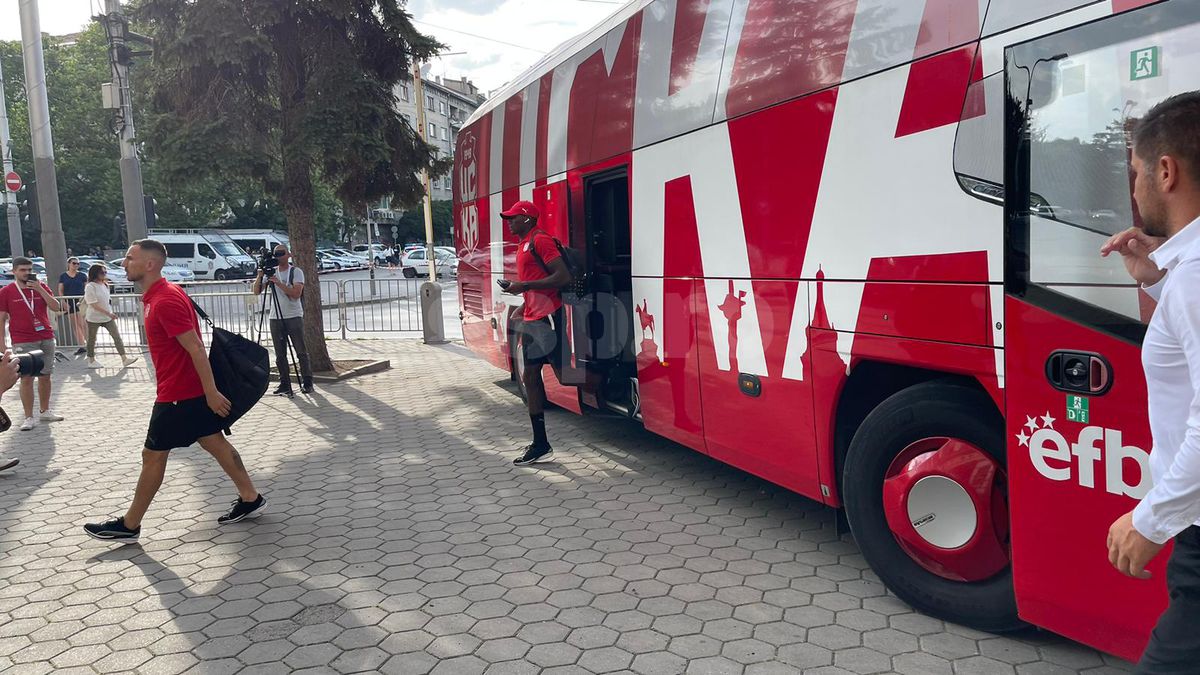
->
xmin=273 ymin=384 xmax=294 ymax=398
xmin=74 ymin=347 xmax=87 ymax=357
xmin=300 ymin=379 xmax=314 ymax=394
xmin=218 ymin=494 xmax=267 ymax=524
xmin=83 ymin=516 xmax=140 ymax=543
xmin=513 ymin=444 xmax=554 ymax=466
xmin=0 ymin=458 xmax=18 ymax=473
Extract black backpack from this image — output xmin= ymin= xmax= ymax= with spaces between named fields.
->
xmin=188 ymin=297 xmax=271 ymax=432
xmin=528 ymin=230 xmax=588 ymax=300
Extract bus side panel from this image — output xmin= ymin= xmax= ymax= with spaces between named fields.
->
xmin=534 ymin=180 xmax=583 ymax=414
xmin=633 ymin=277 xmax=706 ymax=453
xmin=1006 ymin=299 xmax=1163 ymax=662
xmin=696 ymin=279 xmax=823 ymax=501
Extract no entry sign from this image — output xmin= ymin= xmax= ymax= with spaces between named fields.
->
xmin=4 ymin=172 xmax=21 ymax=193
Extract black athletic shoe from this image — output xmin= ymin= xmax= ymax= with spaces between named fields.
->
xmin=301 ymin=379 xmax=314 ymax=394
xmin=513 ymin=444 xmax=554 ymax=466
xmin=74 ymin=347 xmax=87 ymax=357
xmin=273 ymin=384 xmax=294 ymax=398
xmin=0 ymin=458 xmax=18 ymax=472
xmin=218 ymin=494 xmax=267 ymax=524
xmin=83 ymin=516 xmax=140 ymax=543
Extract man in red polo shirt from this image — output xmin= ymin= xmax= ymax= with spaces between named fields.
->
xmin=84 ymin=240 xmax=265 ymax=543
xmin=499 ymin=200 xmax=572 ymax=466
xmin=0 ymin=256 xmax=65 ymax=431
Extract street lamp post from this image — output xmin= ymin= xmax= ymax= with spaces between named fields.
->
xmin=412 ymin=60 xmax=447 ymax=344
xmin=19 ymin=0 xmax=68 ymax=283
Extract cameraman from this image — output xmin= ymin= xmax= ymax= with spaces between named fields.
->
xmin=1 ymin=351 xmax=20 ymax=472
xmin=0 ymin=257 xmax=64 ymax=431
xmin=251 ymin=245 xmax=313 ymax=395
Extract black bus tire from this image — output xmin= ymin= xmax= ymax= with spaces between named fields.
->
xmin=842 ymin=381 xmax=1024 ymax=633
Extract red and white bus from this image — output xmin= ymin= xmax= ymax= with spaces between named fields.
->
xmin=453 ymin=0 xmax=1199 ymax=660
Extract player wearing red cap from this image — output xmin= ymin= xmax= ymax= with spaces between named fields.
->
xmin=498 ymin=200 xmax=572 ymax=466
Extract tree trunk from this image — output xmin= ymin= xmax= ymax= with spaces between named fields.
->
xmin=276 ymin=24 xmax=333 ymax=373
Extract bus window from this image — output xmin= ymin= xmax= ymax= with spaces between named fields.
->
xmin=954 ymin=72 xmax=1005 ymax=204
xmin=983 ymin=1 xmax=1101 ymax=37
xmin=1013 ymin=1 xmax=1200 ymax=328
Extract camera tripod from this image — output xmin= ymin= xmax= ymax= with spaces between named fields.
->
xmin=257 ymin=274 xmax=303 ymax=398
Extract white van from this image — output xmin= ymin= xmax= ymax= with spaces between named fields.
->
xmin=149 ymin=229 xmax=257 ymax=280
xmin=222 ymin=229 xmax=290 ymax=257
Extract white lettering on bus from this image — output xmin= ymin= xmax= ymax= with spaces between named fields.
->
xmin=1019 ymin=414 xmax=1150 ymax=499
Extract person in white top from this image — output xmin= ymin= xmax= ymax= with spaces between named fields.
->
xmin=82 ymin=264 xmax=138 ymax=369
xmin=1101 ymin=91 xmax=1200 ymax=672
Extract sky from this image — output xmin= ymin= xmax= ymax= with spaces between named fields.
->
xmin=0 ymin=0 xmax=623 ymax=95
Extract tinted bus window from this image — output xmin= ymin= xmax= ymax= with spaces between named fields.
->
xmin=1014 ymin=2 xmax=1200 ymax=325
xmin=983 ymin=1 xmax=1101 ymax=36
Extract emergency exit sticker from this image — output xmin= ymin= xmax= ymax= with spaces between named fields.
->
xmin=1067 ymin=395 xmax=1089 ymax=424
xmin=1131 ymin=46 xmax=1161 ymax=81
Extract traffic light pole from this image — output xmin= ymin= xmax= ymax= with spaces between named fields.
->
xmin=19 ymin=0 xmax=67 ymax=281
xmin=0 ymin=57 xmax=23 ymax=257
xmin=102 ymin=0 xmax=148 ymax=243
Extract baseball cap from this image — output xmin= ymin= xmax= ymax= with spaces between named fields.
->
xmin=500 ymin=200 xmax=540 ymax=220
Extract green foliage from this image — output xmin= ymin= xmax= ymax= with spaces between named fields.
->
xmin=0 ymin=25 xmax=282 ymax=254
xmin=1 ymin=27 xmax=122 ymax=255
xmin=393 ymin=200 xmax=453 ymax=246
xmin=132 ymin=0 xmax=444 ymax=212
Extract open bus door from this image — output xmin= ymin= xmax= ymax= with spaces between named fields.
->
xmin=1003 ymin=1 xmax=1199 ymax=660
xmin=567 ymin=166 xmax=638 ymax=417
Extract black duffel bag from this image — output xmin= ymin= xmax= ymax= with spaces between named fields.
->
xmin=188 ymin=297 xmax=270 ymax=431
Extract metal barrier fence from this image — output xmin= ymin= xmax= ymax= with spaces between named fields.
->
xmin=47 ymin=277 xmax=429 ymax=352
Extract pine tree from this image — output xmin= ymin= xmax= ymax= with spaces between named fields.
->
xmin=133 ymin=0 xmax=445 ymax=370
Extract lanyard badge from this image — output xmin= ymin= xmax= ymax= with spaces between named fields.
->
xmin=19 ymin=286 xmax=47 ymax=332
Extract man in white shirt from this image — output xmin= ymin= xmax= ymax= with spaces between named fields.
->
xmin=1101 ymin=91 xmax=1200 ymax=672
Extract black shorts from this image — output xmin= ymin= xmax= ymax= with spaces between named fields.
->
xmin=64 ymin=298 xmax=81 ymax=314
xmin=518 ymin=308 xmax=565 ymax=368
xmin=145 ymin=396 xmax=227 ymax=451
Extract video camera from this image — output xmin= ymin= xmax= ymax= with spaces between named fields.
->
xmin=258 ymin=249 xmax=281 ymax=278
xmin=14 ymin=350 xmax=44 ymax=377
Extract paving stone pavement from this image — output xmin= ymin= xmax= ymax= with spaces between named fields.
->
xmin=0 ymin=340 xmax=1135 ymax=674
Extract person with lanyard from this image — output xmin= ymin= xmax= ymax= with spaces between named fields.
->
xmin=0 ymin=257 xmax=65 ymax=431
xmin=59 ymin=256 xmax=88 ymax=356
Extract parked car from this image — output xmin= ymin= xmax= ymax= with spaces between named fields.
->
xmin=108 ymin=259 xmax=194 ymax=286
xmin=317 ymin=249 xmax=363 ymax=270
xmin=163 ymin=265 xmax=197 ymax=284
xmin=104 ymin=263 xmax=136 ymax=293
xmin=316 ymin=254 xmax=338 ymax=272
xmin=351 ymin=243 xmax=390 ymax=265
xmin=401 ymin=248 xmax=457 ymax=279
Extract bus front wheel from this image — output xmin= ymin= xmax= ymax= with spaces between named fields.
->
xmin=842 ymin=381 xmax=1023 ymax=633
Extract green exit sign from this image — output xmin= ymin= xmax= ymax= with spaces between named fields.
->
xmin=1067 ymin=395 xmax=1089 ymax=424
xmin=1131 ymin=46 xmax=1161 ymax=81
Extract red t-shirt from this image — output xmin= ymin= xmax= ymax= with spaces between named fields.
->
xmin=0 ymin=281 xmax=56 ymax=343
xmin=143 ymin=279 xmax=205 ymax=403
xmin=516 ymin=230 xmax=564 ymax=321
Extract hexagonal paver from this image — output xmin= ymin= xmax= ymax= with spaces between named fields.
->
xmin=0 ymin=340 xmax=1130 ymax=675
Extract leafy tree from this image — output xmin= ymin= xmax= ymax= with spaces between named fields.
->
xmin=393 ymin=200 xmax=452 ymax=246
xmin=133 ymin=0 xmax=445 ymax=371
xmin=0 ymin=26 xmax=282 ymax=253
